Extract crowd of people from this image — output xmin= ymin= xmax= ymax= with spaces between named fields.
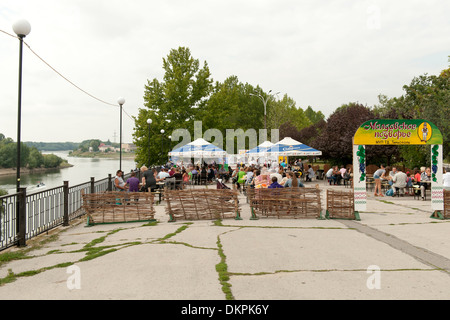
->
xmin=112 ymin=160 xmax=450 ymax=200
xmin=325 ymin=165 xmax=353 ymax=186
xmin=370 ymin=165 xmax=450 ymax=200
xmin=112 ymin=159 xmax=322 ymax=194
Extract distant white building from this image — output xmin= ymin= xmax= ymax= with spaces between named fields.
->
xmin=121 ymin=143 xmax=137 ymax=153
xmin=99 ymin=143 xmax=114 ymax=152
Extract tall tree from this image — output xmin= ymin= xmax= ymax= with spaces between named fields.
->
xmin=267 ymin=94 xmax=312 ymax=133
xmin=374 ymin=63 xmax=450 ymax=162
xmin=200 ymin=76 xmax=264 ymax=151
xmin=315 ymin=103 xmax=398 ymax=165
xmin=304 ymin=106 xmax=325 ymax=124
xmin=133 ymin=47 xmax=213 ymax=166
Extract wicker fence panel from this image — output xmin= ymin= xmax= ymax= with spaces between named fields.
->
xmin=443 ymin=190 xmax=450 ymax=219
xmin=326 ymin=189 xmax=357 ymax=220
xmin=82 ymin=191 xmax=155 ymax=225
xmin=164 ymin=189 xmax=240 ymax=221
xmin=247 ymin=188 xmax=322 ymax=219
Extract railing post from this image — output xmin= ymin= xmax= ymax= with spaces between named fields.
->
xmin=108 ymin=174 xmax=112 ymax=191
xmin=63 ymin=181 xmax=69 ymax=226
xmin=90 ymin=177 xmax=95 ymax=194
xmin=17 ymin=187 xmax=27 ymax=247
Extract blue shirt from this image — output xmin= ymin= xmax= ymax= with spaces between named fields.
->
xmin=268 ymin=182 xmax=284 ymax=189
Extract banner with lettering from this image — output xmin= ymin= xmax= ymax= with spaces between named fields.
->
xmin=354 ymin=119 xmax=443 ymax=145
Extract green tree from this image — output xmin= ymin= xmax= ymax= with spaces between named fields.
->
xmin=267 ymin=94 xmax=312 ymax=133
xmin=199 ymin=76 xmax=265 ymax=151
xmin=27 ymin=147 xmax=44 ymax=169
xmin=43 ymin=154 xmax=62 ymax=168
xmin=374 ymin=63 xmax=450 ymax=162
xmin=133 ymin=47 xmax=213 ymax=166
xmin=315 ymin=103 xmax=399 ymax=165
xmin=304 ymin=106 xmax=325 ymax=124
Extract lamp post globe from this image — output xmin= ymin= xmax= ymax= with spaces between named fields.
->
xmin=13 ymin=19 xmax=31 ymax=37
xmin=147 ymin=119 xmax=152 ymax=125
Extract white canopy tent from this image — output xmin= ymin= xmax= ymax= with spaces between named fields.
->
xmin=168 ymin=138 xmax=227 ymax=165
xmin=265 ymin=137 xmax=322 ymax=156
xmin=246 ymin=141 xmax=277 ymax=165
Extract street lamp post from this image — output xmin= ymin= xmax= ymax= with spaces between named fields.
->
xmin=160 ymin=129 xmax=165 ymax=163
xmin=147 ymin=118 xmax=152 ymax=166
xmin=117 ymin=97 xmax=125 ymax=171
xmin=250 ymin=90 xmax=279 ymax=130
xmin=168 ymin=135 xmax=172 ymax=162
xmin=13 ymin=19 xmax=31 ymax=192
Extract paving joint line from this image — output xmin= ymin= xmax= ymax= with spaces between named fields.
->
xmin=339 ymin=220 xmax=450 ymax=276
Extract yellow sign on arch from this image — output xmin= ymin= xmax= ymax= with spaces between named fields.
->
xmin=354 ymin=119 xmax=443 ymax=145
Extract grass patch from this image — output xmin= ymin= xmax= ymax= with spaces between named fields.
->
xmin=159 ymin=223 xmax=192 ymax=241
xmin=216 ymin=235 xmax=233 ymax=300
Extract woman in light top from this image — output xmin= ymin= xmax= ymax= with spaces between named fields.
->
xmin=284 ymin=171 xmax=304 ymax=188
xmin=373 ymin=165 xmax=386 ymax=197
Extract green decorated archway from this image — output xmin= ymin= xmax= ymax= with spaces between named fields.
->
xmin=352 ymin=119 xmax=445 ymax=218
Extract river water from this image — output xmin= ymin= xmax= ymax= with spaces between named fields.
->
xmin=0 ymin=151 xmax=137 ymax=194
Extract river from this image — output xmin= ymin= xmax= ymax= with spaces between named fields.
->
xmin=0 ymin=151 xmax=137 ymax=194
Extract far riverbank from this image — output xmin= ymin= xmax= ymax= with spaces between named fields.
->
xmin=68 ymin=151 xmax=136 ymax=160
xmin=0 ymin=162 xmax=73 ymax=177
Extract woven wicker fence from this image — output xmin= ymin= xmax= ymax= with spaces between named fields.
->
xmin=164 ymin=188 xmax=240 ymax=222
xmin=82 ymin=191 xmax=156 ymax=225
xmin=246 ymin=187 xmax=322 ymax=219
xmin=443 ymin=190 xmax=450 ymax=219
xmin=326 ymin=189 xmax=359 ymax=220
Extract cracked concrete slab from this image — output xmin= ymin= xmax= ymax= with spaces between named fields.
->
xmin=0 ymin=183 xmax=449 ymax=301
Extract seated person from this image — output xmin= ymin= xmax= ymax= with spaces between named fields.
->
xmin=392 ymin=169 xmax=407 ymax=195
xmin=326 ymin=167 xmax=335 ymax=185
xmin=305 ymin=165 xmax=315 ymax=182
xmin=387 ymin=167 xmax=397 ymax=186
xmin=268 ymin=176 xmax=284 ymax=189
xmin=332 ymin=166 xmax=341 ymax=185
xmin=157 ymin=167 xmax=170 ymax=180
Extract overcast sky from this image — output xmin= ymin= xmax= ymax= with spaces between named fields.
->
xmin=1 ymin=0 xmax=449 ymax=144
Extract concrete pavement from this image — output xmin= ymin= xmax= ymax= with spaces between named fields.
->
xmin=0 ymin=181 xmax=449 ymax=300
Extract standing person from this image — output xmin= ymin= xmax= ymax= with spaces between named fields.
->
xmin=373 ymin=165 xmax=386 ymax=197
xmin=237 ymin=166 xmax=246 ymax=190
xmin=143 ymin=167 xmax=158 ymax=192
xmin=114 ymin=170 xmax=127 ymax=191
xmin=443 ymin=167 xmax=450 ymax=191
xmin=420 ymin=167 xmax=431 ymax=200
xmin=126 ymin=171 xmax=140 ymax=192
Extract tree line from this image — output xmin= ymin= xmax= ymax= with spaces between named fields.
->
xmin=0 ymin=133 xmax=66 ymax=169
xmin=133 ymin=47 xmax=448 ymax=167
xmin=133 ymin=47 xmax=324 ymax=166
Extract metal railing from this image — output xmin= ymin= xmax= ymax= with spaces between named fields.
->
xmin=0 ymin=173 xmax=126 ymax=251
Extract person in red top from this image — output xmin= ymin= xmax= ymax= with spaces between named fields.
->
xmin=413 ymin=167 xmax=421 ymax=183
